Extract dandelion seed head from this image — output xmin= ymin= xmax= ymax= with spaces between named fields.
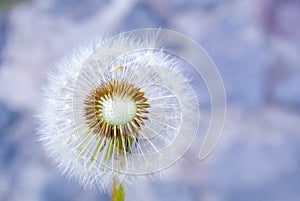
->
xmin=37 ymin=30 xmax=204 ymax=191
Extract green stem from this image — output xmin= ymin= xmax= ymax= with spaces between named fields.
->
xmin=112 ymin=176 xmax=124 ymax=201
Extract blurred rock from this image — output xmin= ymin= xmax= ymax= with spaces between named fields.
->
xmin=48 ymin=0 xmax=108 ymax=21
xmin=153 ymin=181 xmax=199 ymax=201
xmin=123 ymin=1 xmax=167 ymax=30
xmin=261 ymin=0 xmax=300 ymax=44
xmin=0 ymin=11 xmax=6 ymax=66
xmin=265 ymin=37 xmax=300 ymax=112
xmin=162 ymin=0 xmax=222 ymax=12
xmin=41 ymin=174 xmax=109 ymax=201
xmin=0 ymin=103 xmax=20 ymax=136
xmin=272 ymin=70 xmax=300 ymax=111
xmin=202 ymin=106 xmax=300 ymax=201
xmin=0 ymin=103 xmax=21 ymax=200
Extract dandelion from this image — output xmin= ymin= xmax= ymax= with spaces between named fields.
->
xmin=37 ymin=29 xmax=226 ymax=201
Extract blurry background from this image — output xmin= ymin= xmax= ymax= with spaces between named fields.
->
xmin=0 ymin=0 xmax=300 ymax=200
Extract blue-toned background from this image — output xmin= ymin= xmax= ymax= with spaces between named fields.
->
xmin=1 ymin=0 xmax=300 ymax=200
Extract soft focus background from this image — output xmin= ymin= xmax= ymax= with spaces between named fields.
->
xmin=0 ymin=0 xmax=300 ymax=201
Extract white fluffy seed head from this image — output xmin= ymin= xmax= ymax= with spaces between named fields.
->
xmin=37 ymin=30 xmax=200 ymax=191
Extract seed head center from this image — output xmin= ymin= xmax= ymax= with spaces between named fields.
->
xmin=101 ymin=96 xmax=137 ymax=126
xmin=84 ymin=79 xmax=150 ymax=137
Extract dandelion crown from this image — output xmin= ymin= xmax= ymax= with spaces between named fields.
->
xmin=38 ymin=29 xmax=226 ymax=191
